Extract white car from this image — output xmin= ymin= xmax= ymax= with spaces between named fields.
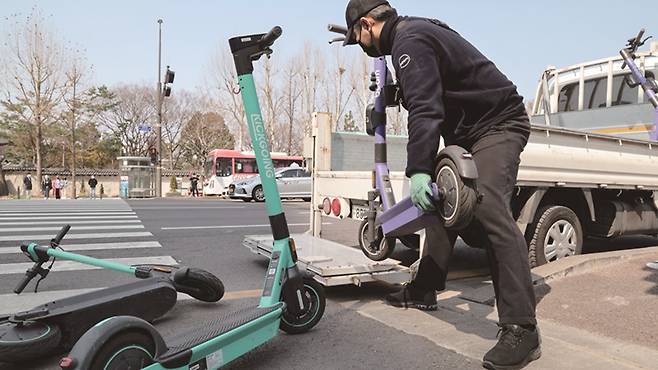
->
xmin=228 ymin=167 xmax=311 ymax=202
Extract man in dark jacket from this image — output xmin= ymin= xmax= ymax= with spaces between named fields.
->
xmin=342 ymin=1 xmax=540 ymax=369
xmin=23 ymin=174 xmax=32 ymax=199
xmin=88 ymin=175 xmax=98 ymax=199
xmin=189 ymin=173 xmax=200 ymax=197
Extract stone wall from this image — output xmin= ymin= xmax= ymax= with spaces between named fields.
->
xmin=3 ymin=173 xmax=198 ymax=199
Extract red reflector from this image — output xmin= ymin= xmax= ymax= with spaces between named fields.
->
xmin=322 ymin=198 xmax=331 ymax=215
xmin=331 ymin=198 xmax=341 ymax=216
xmin=60 ymin=357 xmax=75 ymax=368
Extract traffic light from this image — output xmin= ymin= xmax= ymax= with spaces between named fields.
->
xmin=163 ymin=86 xmax=172 ymax=97
xmin=165 ymin=68 xmax=175 ymax=84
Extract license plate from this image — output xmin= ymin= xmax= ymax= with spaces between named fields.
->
xmin=352 ymin=205 xmax=369 ymax=220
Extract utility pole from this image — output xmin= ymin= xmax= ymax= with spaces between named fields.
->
xmin=71 ymin=67 xmax=77 ymax=199
xmin=156 ymin=18 xmax=163 ymax=197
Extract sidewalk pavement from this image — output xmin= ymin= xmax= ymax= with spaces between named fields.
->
xmin=332 ymin=246 xmax=658 ymax=369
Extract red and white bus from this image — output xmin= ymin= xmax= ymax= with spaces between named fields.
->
xmin=203 ymin=149 xmax=304 ymax=196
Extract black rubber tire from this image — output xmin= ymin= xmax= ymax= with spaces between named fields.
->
xmin=434 ymin=157 xmax=478 ymax=230
xmin=173 ymin=268 xmax=225 ymax=303
xmin=525 ymin=205 xmax=583 ymax=268
xmin=0 ymin=321 xmax=61 ymax=363
xmin=252 ymin=186 xmax=265 ymax=202
xmin=280 ymin=278 xmax=326 ymax=335
xmin=90 ymin=331 xmax=155 ymax=370
xmin=358 ymin=219 xmax=396 ymax=261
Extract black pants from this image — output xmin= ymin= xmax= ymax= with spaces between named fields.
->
xmin=415 ymin=118 xmax=537 ymax=326
xmin=191 ymin=186 xmax=199 ymax=197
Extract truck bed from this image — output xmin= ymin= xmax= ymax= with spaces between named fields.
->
xmin=315 ymin=124 xmax=658 ymax=203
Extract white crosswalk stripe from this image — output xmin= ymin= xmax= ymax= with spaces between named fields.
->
xmin=0 ymin=199 xmax=180 ymax=314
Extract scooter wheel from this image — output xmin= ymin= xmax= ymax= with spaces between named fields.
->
xmin=435 ymin=157 xmax=478 ymax=230
xmin=0 ymin=321 xmax=61 ymax=363
xmin=280 ymin=278 xmax=326 ymax=334
xmin=89 ymin=331 xmax=155 ymax=370
xmin=358 ymin=219 xmax=396 ymax=261
xmin=173 ymin=267 xmax=225 ymax=303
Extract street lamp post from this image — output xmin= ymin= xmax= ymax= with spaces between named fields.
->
xmin=156 ymin=19 xmax=163 ymax=198
xmin=155 ymin=19 xmax=175 ymax=197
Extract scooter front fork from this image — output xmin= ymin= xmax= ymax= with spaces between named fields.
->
xmin=281 ymin=266 xmax=310 ymax=316
xmin=367 ymin=190 xmax=379 ymax=242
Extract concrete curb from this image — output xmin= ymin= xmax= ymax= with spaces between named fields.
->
xmin=460 ymin=246 xmax=658 ymax=305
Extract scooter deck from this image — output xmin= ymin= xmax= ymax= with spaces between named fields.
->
xmin=156 ymin=302 xmax=284 ymax=365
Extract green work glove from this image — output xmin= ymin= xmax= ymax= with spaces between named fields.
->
xmin=410 ymin=173 xmax=435 ymax=212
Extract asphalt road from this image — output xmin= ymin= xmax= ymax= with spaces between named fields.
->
xmin=0 ymin=198 xmax=479 ymax=370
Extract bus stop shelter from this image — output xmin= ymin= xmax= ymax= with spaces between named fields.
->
xmin=118 ymin=156 xmax=154 ymax=198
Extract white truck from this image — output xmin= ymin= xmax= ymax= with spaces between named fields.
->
xmin=244 ymin=43 xmax=658 ymax=286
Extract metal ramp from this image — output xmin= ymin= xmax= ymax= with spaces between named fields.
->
xmin=242 ymin=233 xmax=410 ymax=287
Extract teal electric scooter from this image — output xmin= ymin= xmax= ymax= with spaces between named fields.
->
xmin=60 ymin=26 xmax=325 ymax=370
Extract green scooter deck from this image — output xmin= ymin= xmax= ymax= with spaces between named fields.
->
xmin=156 ymin=303 xmax=283 ymax=365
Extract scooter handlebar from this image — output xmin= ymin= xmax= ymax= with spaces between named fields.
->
xmin=260 ymin=26 xmax=282 ymax=47
xmin=14 ymin=264 xmax=39 ymax=294
xmin=52 ymin=224 xmax=71 ymax=246
xmin=328 ymin=24 xmax=348 ymax=35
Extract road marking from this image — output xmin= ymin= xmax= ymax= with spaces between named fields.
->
xmin=0 ymin=241 xmax=162 ymax=254
xmin=130 ymin=207 xmax=246 ymax=210
xmin=0 ymin=256 xmax=177 ymax=275
xmin=0 ymin=231 xmax=153 ymax=242
xmin=161 ymin=223 xmax=311 ymax=230
xmin=0 ymin=225 xmax=144 ymax=233
xmin=0 ymin=215 xmax=139 ymax=221
xmin=0 ymin=288 xmax=263 ymax=316
xmin=0 ymin=212 xmax=136 ymax=217
xmin=0 ymin=220 xmax=141 ymax=226
xmin=0 ymin=209 xmax=133 ymax=213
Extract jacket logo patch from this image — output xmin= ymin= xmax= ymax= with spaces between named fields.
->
xmin=399 ymin=54 xmax=411 ymax=69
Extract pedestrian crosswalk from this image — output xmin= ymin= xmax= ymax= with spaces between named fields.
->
xmin=0 ymin=199 xmax=180 ymax=315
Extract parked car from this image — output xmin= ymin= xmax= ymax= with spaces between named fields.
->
xmin=228 ymin=167 xmax=311 ymax=202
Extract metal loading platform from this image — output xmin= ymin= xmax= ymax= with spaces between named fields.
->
xmin=242 ymin=233 xmax=410 ymax=287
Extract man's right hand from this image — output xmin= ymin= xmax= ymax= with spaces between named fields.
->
xmin=410 ymin=173 xmax=435 ymax=212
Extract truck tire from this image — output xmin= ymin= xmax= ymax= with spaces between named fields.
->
xmin=434 ymin=158 xmax=478 ymax=230
xmin=526 ymin=205 xmax=583 ymax=267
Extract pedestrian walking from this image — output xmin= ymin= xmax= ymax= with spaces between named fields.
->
xmin=190 ymin=173 xmax=200 ymax=197
xmin=22 ymin=173 xmax=33 ymax=199
xmin=88 ymin=175 xmax=98 ymax=199
xmin=42 ymin=175 xmax=52 ymax=199
xmin=341 ymin=1 xmax=540 ymax=369
xmin=54 ymin=176 xmax=63 ymax=199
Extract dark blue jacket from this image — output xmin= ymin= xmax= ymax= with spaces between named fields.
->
xmin=379 ymin=16 xmax=528 ymax=177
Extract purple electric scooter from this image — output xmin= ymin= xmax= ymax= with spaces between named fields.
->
xmin=620 ymin=29 xmax=658 ymax=140
xmin=328 ymin=25 xmax=480 ymax=261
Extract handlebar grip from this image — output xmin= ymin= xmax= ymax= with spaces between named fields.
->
xmin=52 ymin=224 xmax=71 ymax=245
xmin=634 ymin=29 xmax=646 ymax=45
xmin=260 ymin=26 xmax=282 ymax=47
xmin=328 ymin=24 xmax=348 ymax=35
xmin=14 ymin=268 xmax=37 ymax=294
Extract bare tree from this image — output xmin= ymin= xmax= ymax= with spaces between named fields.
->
xmin=97 ymin=85 xmax=156 ymax=156
xmin=207 ymin=47 xmax=246 ymax=151
xmin=282 ymin=58 xmax=303 ymax=154
xmin=258 ymin=57 xmax=283 ymax=151
xmin=62 ymin=53 xmax=92 ymax=198
xmin=161 ymin=90 xmax=196 ymax=169
xmin=0 ymin=10 xmax=68 ymax=188
xmin=180 ymin=112 xmax=234 ymax=169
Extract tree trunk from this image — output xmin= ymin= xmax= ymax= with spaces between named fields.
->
xmin=36 ymin=120 xmax=43 ymax=195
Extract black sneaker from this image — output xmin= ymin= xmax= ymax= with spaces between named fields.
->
xmin=384 ymin=282 xmax=437 ymax=311
xmin=482 ymin=324 xmax=541 ymax=370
